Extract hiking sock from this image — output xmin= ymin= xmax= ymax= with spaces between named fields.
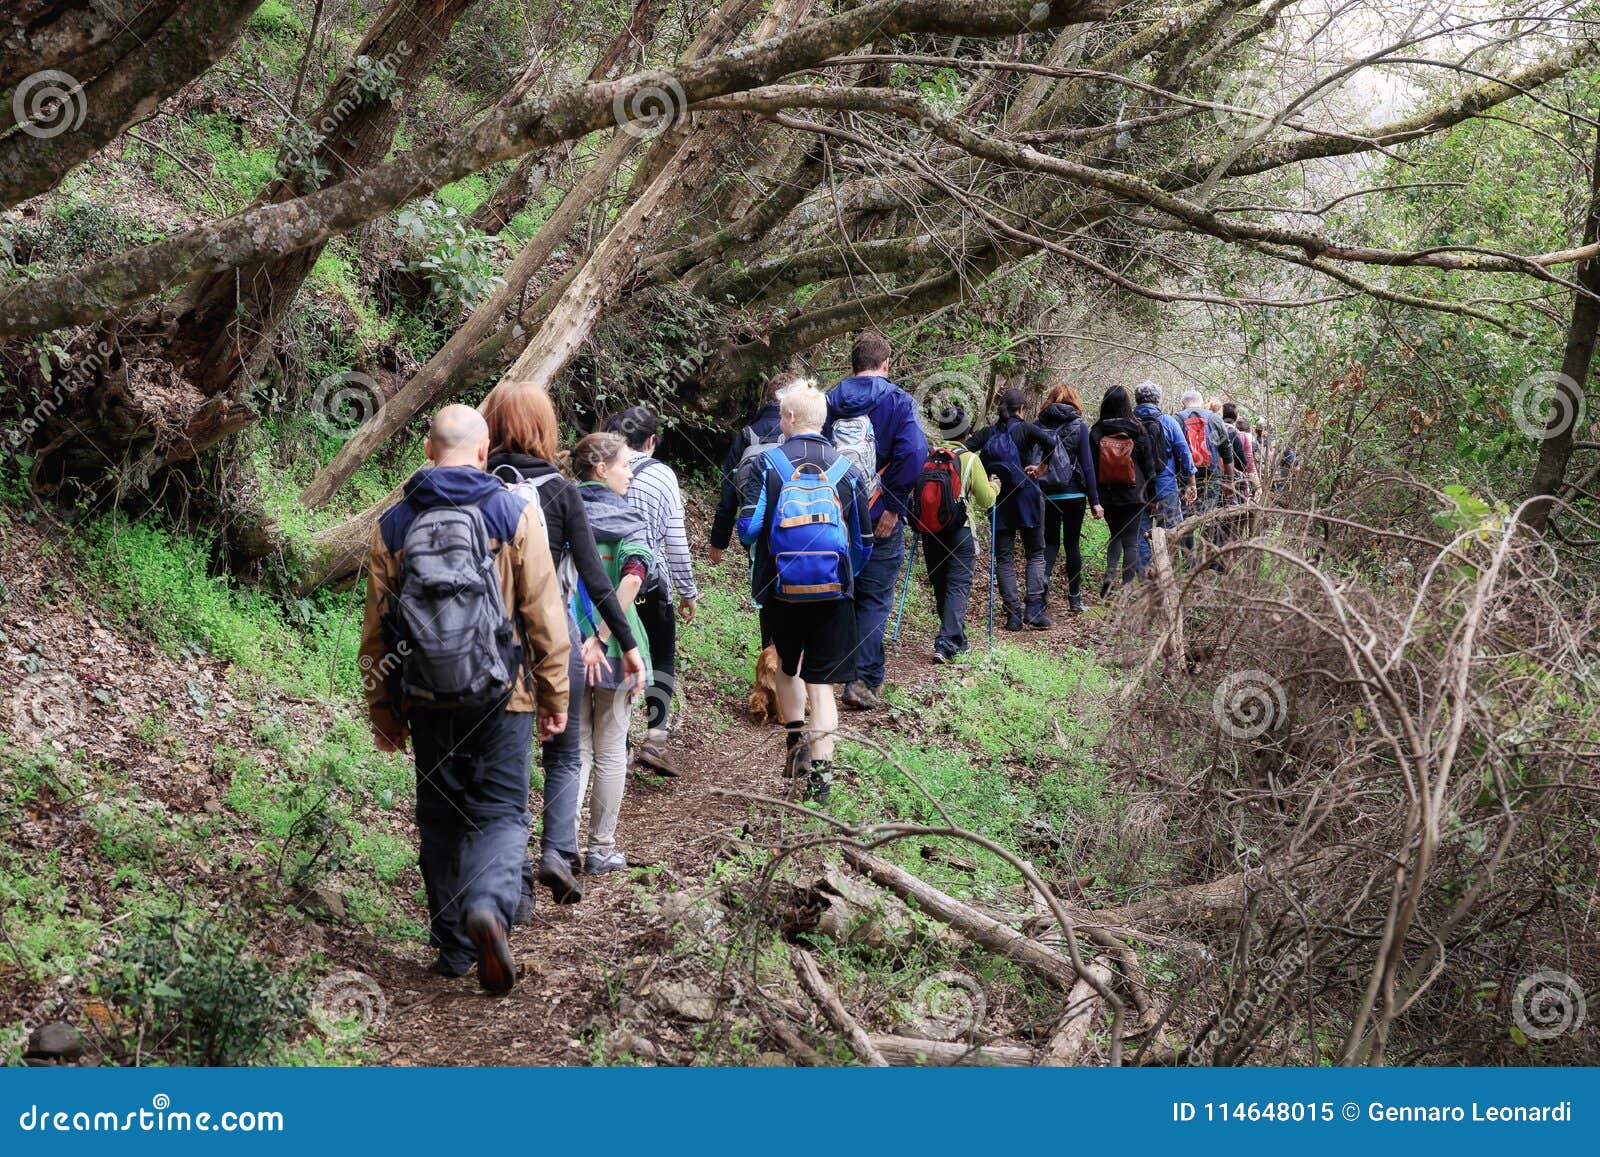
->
xmin=783 ymin=721 xmax=810 ymax=778
xmin=806 ymin=759 xmax=833 ymax=805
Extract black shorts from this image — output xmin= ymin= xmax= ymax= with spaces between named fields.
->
xmin=759 ymin=599 xmax=858 ymax=685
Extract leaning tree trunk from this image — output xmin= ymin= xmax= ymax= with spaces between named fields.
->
xmin=1523 ymin=120 xmax=1600 ymax=534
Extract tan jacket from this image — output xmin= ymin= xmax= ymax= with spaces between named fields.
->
xmin=359 ymin=468 xmax=570 ymax=737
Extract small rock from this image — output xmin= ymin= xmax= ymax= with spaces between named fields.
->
xmin=26 ymin=1023 xmax=84 ymax=1060
xmin=755 ymin=1051 xmax=792 ymax=1067
xmin=616 ymin=994 xmax=641 ymax=1018
xmin=305 ymin=883 xmax=346 ymax=920
xmin=648 ymin=980 xmax=720 ymax=1022
xmin=603 ymin=1027 xmax=659 ymax=1063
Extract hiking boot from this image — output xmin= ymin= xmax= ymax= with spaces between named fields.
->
xmin=635 ymin=734 xmax=678 ymax=777
xmin=512 ymin=891 xmax=535 ymax=927
xmin=1068 ymin=595 xmax=1085 ymax=614
xmin=806 ymin=760 xmax=833 ymax=806
xmin=1003 ymin=613 xmax=1024 ymax=632
xmin=427 ymin=954 xmax=472 ymax=979
xmin=931 ymin=648 xmax=949 ymax=665
xmin=584 ymin=850 xmax=629 ymax=876
xmin=464 ymin=907 xmax=516 ymax=996
xmin=783 ymin=739 xmax=813 ymax=779
xmin=841 ymin=681 xmax=881 ymax=710
xmin=1024 ymin=613 xmax=1052 ymax=631
xmin=538 ymin=850 xmax=584 ymax=905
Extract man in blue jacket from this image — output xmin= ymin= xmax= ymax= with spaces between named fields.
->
xmin=709 ymin=374 xmax=787 ymax=564
xmin=824 ymin=332 xmax=929 ymax=710
xmin=1133 ymin=381 xmax=1196 ymax=572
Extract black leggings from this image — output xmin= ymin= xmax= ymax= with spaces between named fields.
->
xmin=1102 ymin=502 xmax=1145 ymax=589
xmin=1043 ymin=495 xmax=1088 ymax=599
xmin=637 ymin=585 xmax=676 ymax=733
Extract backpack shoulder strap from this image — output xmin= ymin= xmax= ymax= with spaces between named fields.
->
xmin=822 ymin=455 xmax=854 ymax=487
xmin=631 ymin=455 xmax=663 ymax=480
xmin=490 ymin=463 xmax=522 ymax=486
xmin=763 ymin=446 xmax=792 ymax=477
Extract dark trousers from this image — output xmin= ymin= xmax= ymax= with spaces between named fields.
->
xmin=852 ymin=524 xmax=906 ymax=689
xmin=1043 ymin=495 xmax=1088 ymax=600
xmin=1103 ymin=502 xmax=1145 ymax=588
xmin=411 ymin=701 xmax=535 ymax=970
xmin=922 ymin=523 xmax=975 ymax=656
xmin=637 ymin=584 xmax=675 ymax=733
xmin=530 ymin=614 xmax=584 ymax=871
xmin=995 ymin=523 xmax=1046 ymax=620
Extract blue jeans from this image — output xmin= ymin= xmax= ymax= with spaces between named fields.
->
xmin=995 ymin=523 xmax=1046 ymax=621
xmin=1183 ymin=471 xmax=1221 ymax=551
xmin=922 ymin=523 xmax=975 ymax=656
xmin=852 ymin=524 xmax=905 ymax=689
xmin=411 ymin=700 xmax=535 ymax=970
xmin=1103 ymin=502 xmax=1145 ymax=588
xmin=1139 ymin=492 xmax=1183 ymax=572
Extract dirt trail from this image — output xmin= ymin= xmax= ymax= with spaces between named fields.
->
xmin=354 ymin=607 xmax=1101 ymax=1066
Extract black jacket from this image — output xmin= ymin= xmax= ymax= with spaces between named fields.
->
xmin=965 ymin=416 xmax=1054 ymax=532
xmin=486 ymin=452 xmax=638 ymax=653
xmin=711 ymin=402 xmax=783 ymax=551
xmin=1088 ymin=417 xmax=1160 ymax=507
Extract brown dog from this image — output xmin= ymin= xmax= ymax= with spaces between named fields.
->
xmin=748 ymin=644 xmax=781 ymax=724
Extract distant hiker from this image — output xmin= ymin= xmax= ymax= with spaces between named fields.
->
xmin=1035 ymin=384 xmax=1103 ymax=614
xmin=1132 ymin=381 xmax=1196 ymax=573
xmin=607 ymin=405 xmax=698 ymax=776
xmin=571 ymin=432 xmax=656 ymax=876
xmin=709 ymin=373 xmax=789 ymax=565
xmin=739 ymin=378 xmax=874 ymax=803
xmin=1175 ymin=388 xmax=1237 ymax=526
xmin=483 ymin=381 xmax=646 ymax=911
xmin=824 ymin=332 xmax=929 ymax=711
xmin=1089 ymin=385 xmax=1160 ymax=593
xmin=1221 ymin=403 xmax=1259 ymax=500
xmin=966 ymin=388 xmax=1056 ymax=630
xmin=911 ymin=402 xmax=998 ymax=663
xmin=361 ymin=404 xmax=570 ymax=995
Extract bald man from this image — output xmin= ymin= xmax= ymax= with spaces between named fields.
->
xmin=359 ymin=404 xmax=570 ymax=994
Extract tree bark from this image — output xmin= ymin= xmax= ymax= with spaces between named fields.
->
xmin=0 ymin=0 xmax=264 ymax=210
xmin=869 ymin=1035 xmax=1035 ymax=1066
xmin=1524 ymin=120 xmax=1600 ymax=533
xmin=791 ymin=948 xmax=889 ymax=1066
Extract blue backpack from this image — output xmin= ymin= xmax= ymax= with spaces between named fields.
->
xmin=981 ymin=422 xmax=1030 ymax=494
xmin=764 ymin=447 xmax=854 ymax=602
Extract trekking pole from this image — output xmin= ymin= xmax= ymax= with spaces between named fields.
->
xmin=986 ymin=509 xmax=996 ymax=648
xmin=889 ymin=531 xmax=918 ymax=645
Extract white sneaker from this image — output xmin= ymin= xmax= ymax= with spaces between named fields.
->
xmin=583 ymin=850 xmax=628 ymax=875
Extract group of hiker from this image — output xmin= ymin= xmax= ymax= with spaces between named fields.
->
xmin=358 ymin=330 xmax=1278 ymax=994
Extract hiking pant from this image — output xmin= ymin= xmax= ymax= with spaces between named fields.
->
xmin=995 ymin=523 xmax=1046 ymax=621
xmin=578 ymin=686 xmax=633 ymax=856
xmin=411 ymin=701 xmax=534 ymax=971
xmin=1103 ymin=502 xmax=1145 ymax=589
xmin=921 ymin=523 xmax=975 ymax=656
xmin=1138 ymin=492 xmax=1184 ymax=572
xmin=637 ymin=584 xmax=675 ymax=734
xmin=852 ymin=523 xmax=905 ymax=690
xmin=1043 ymin=495 xmax=1088 ymax=600
xmin=1182 ymin=470 xmax=1220 ymax=552
xmin=530 ymin=612 xmax=584 ymax=879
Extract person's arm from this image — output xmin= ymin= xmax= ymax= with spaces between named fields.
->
xmin=512 ymin=504 xmax=572 ymax=735
xmin=1076 ymin=423 xmax=1102 ymax=511
xmin=1168 ymin=417 xmax=1195 ymax=483
xmin=658 ymin=470 xmax=701 ymax=603
xmin=878 ymin=392 xmax=930 ymax=523
xmin=359 ymin=524 xmax=406 ymax=749
xmin=708 ymin=428 xmax=744 ymax=555
xmin=564 ymin=489 xmax=638 ymax=652
xmin=963 ymin=451 xmax=998 ymax=513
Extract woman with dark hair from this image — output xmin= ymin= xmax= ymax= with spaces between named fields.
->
xmin=484 ymin=381 xmax=645 ymax=907
xmin=1089 ymin=385 xmax=1160 ymax=593
xmin=1036 ymin=384 xmax=1103 ymax=614
xmin=965 ymin=387 xmax=1055 ymax=630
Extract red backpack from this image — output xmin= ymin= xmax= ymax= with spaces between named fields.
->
xmin=1097 ymin=432 xmax=1136 ymax=486
xmin=911 ymin=447 xmax=964 ymax=533
xmin=1182 ymin=411 xmax=1213 ymax=470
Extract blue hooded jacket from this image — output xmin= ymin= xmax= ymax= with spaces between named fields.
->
xmin=1134 ymin=403 xmax=1195 ymax=501
xmin=824 ymin=375 xmax=929 ymax=523
xmin=379 ymin=465 xmax=527 ymax=552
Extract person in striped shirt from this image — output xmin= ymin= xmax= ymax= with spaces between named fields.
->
xmin=607 ymin=405 xmax=701 ymax=777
